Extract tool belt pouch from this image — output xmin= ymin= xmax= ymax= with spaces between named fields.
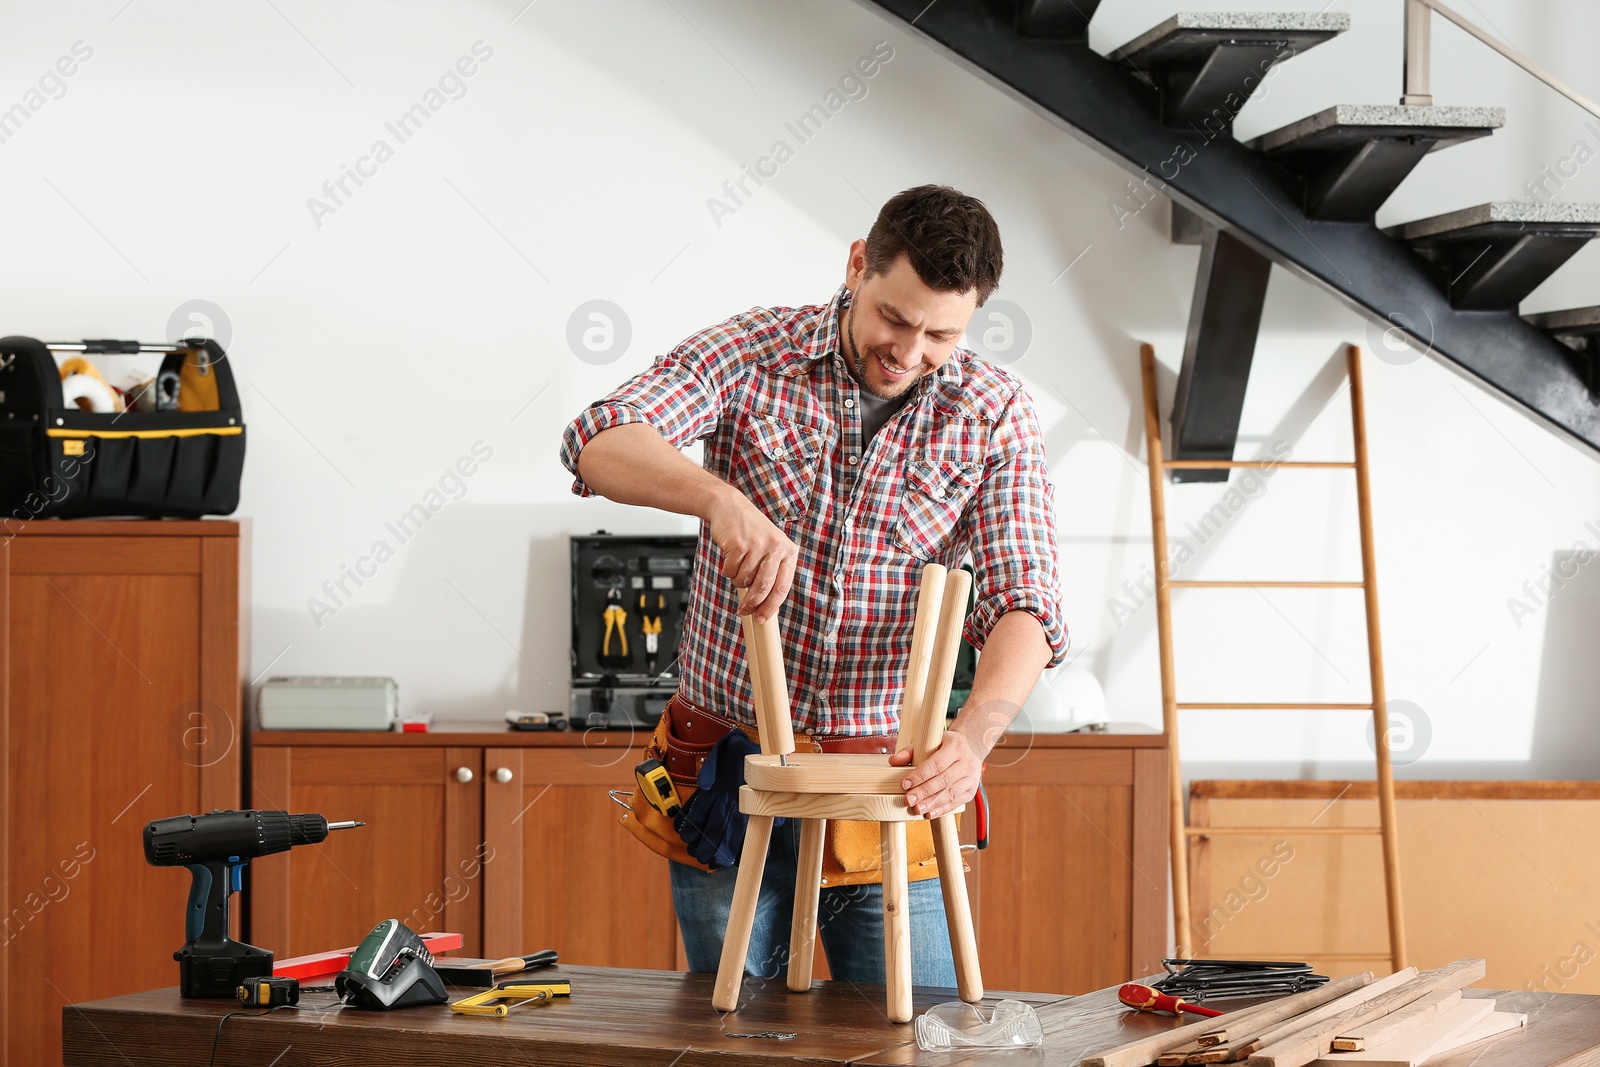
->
xmin=620 ymin=699 xmax=945 ymax=885
xmin=0 ymin=337 xmax=245 ymax=519
xmin=619 ymin=710 xmax=716 ymax=871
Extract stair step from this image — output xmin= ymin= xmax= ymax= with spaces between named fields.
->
xmin=1387 ymin=202 xmax=1600 ymax=310
xmin=1010 ymin=0 xmax=1105 ymax=38
xmin=1525 ymin=306 xmax=1600 ymax=393
xmin=1524 ymin=305 xmax=1600 ymax=339
xmin=1250 ymin=105 xmax=1504 ymax=221
xmin=1111 ymin=12 xmax=1348 ymax=128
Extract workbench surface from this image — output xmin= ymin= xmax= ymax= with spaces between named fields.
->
xmin=62 ymin=965 xmax=1600 ymax=1066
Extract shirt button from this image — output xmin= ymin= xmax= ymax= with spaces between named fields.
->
xmin=774 ymin=449 xmax=785 ymax=458
xmin=844 ymin=399 xmax=855 ymax=409
xmin=848 ymin=455 xmax=858 ymax=466
xmin=933 ymin=486 xmax=946 ymax=499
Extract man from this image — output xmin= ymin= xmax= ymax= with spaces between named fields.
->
xmin=559 ymin=184 xmax=1067 ymax=986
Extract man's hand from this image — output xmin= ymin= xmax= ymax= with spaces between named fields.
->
xmin=705 ymin=488 xmax=799 ymax=624
xmin=889 ymin=726 xmax=984 ymax=820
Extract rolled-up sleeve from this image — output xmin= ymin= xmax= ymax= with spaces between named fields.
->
xmin=558 ymin=323 xmax=751 ymax=498
xmin=960 ymin=387 xmax=1069 ymax=668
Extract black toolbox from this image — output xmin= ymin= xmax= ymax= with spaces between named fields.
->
xmin=570 ymin=532 xmax=696 ymax=728
xmin=0 ymin=337 xmax=244 ymax=519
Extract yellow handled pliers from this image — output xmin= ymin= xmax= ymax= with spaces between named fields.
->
xmin=638 ymin=594 xmax=663 ymax=651
xmin=602 ymin=603 xmax=628 ymax=658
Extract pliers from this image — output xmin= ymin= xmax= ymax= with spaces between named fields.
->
xmin=602 ymin=589 xmax=628 ymax=659
xmin=639 ymin=594 xmax=664 ymax=672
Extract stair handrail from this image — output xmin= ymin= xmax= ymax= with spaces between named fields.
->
xmin=1402 ymin=0 xmax=1600 ymax=121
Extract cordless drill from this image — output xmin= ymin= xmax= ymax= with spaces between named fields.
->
xmin=144 ymin=809 xmax=363 ymax=997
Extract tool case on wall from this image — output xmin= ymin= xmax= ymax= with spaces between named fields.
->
xmin=570 ymin=532 xmax=695 ymax=728
xmin=0 ymin=336 xmax=245 ymax=519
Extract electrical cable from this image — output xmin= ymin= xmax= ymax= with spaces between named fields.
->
xmin=208 ymin=1004 xmax=293 ymax=1067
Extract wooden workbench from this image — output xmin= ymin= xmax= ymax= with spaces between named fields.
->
xmin=62 ymin=966 xmax=1600 ymax=1066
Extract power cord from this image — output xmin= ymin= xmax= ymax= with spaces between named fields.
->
xmin=208 ymin=1004 xmax=293 ymax=1067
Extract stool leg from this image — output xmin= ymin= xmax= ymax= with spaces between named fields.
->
xmin=932 ymin=813 xmax=983 ymax=1003
xmin=788 ymin=818 xmax=826 ymax=992
xmin=881 ymin=821 xmax=912 ymax=1023
xmin=712 ymin=814 xmax=775 ymax=1013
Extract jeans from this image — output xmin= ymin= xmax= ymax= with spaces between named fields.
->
xmin=670 ymin=818 xmax=958 ymax=988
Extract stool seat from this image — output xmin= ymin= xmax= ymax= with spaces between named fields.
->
xmin=744 ymin=752 xmax=907 ymax=794
xmin=739 ymin=784 xmax=965 ymax=822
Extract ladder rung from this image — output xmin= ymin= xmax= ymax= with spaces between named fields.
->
xmin=1169 ymin=580 xmax=1366 ymax=589
xmin=1184 ymin=826 xmax=1383 ymax=836
xmin=1176 ymin=702 xmax=1373 ymax=710
xmin=1161 ymin=460 xmax=1356 ymax=469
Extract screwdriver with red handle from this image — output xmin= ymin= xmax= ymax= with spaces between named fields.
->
xmin=1118 ymin=983 xmax=1224 ymax=1018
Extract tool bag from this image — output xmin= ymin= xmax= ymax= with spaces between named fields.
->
xmin=0 ymin=336 xmax=245 ymax=519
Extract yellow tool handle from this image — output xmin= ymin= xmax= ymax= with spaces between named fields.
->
xmin=602 ymin=607 xmax=629 ymax=656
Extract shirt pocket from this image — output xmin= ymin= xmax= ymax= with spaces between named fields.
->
xmin=734 ymin=413 xmax=828 ymax=523
xmin=894 ymin=452 xmax=983 ymax=559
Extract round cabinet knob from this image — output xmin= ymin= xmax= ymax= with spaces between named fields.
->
xmin=455 ymin=767 xmax=474 ymax=784
xmin=494 ymin=767 xmax=514 ymax=784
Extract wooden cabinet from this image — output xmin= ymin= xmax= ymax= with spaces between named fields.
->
xmin=479 ymin=746 xmax=678 ymax=967
xmin=0 ymin=519 xmax=247 ymax=1067
xmin=251 ymin=726 xmax=1165 ymax=995
xmin=249 ymin=746 xmax=486 ymax=958
xmin=249 ymin=738 xmax=679 ymax=970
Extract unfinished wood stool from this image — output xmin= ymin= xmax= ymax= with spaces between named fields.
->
xmin=710 ymin=563 xmax=982 ymax=1023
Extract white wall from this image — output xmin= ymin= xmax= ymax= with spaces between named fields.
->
xmin=4 ymin=0 xmax=1597 ymax=780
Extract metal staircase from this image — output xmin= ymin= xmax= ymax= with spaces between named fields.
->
xmin=853 ymin=0 xmax=1600 ymax=472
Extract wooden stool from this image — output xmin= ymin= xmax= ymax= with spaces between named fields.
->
xmin=710 ymin=563 xmax=982 ymax=1023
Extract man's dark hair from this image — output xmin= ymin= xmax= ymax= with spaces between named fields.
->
xmin=863 ymin=184 xmax=1003 ymax=304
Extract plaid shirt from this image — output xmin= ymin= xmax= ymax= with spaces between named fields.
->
xmin=559 ymin=285 xmax=1068 ymax=736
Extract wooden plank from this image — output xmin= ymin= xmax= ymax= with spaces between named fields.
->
xmin=1154 ymin=1038 xmax=1206 ymax=1064
xmin=1246 ymin=960 xmax=1487 ymax=1066
xmin=1315 ymin=999 xmax=1494 ymax=1064
xmin=1332 ymin=988 xmax=1462 ymax=1050
xmin=1197 ymin=973 xmax=1375 ymax=1046
xmin=1210 ymin=970 xmax=1412 ymax=1061
xmin=1425 ymin=1010 xmax=1525 ymax=1059
xmin=1082 ymin=980 xmax=1362 ymax=1067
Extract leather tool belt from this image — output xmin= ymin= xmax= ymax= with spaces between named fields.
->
xmin=618 ymin=691 xmax=950 ymax=886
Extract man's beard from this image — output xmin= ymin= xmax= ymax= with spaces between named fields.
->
xmin=844 ymin=304 xmax=921 ymax=400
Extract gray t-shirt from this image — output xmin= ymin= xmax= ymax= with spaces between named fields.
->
xmin=856 ymin=386 xmax=914 ymax=452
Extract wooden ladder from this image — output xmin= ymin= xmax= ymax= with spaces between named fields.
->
xmin=1138 ymin=342 xmax=1408 ymax=972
